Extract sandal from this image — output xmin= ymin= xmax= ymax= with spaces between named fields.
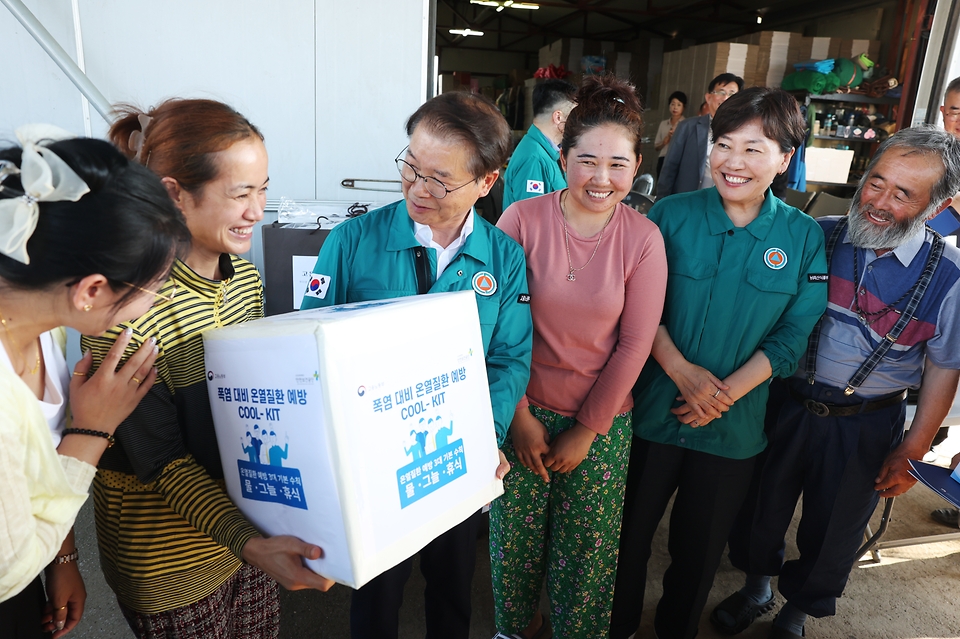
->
xmin=709 ymin=591 xmax=777 ymax=635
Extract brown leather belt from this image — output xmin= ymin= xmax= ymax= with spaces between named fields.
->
xmin=788 ymin=386 xmax=906 ymax=418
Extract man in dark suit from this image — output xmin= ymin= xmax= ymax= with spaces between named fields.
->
xmin=657 ymin=73 xmax=744 ymax=197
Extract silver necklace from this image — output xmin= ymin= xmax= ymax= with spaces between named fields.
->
xmin=561 ymin=192 xmax=614 ymax=282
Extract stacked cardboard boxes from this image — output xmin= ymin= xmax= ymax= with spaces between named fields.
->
xmin=734 ymin=31 xmax=806 ymax=87
xmin=659 ymin=42 xmax=758 ymax=116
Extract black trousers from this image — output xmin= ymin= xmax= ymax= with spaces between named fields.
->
xmin=350 ymin=510 xmax=482 ymax=639
xmin=727 ymin=378 xmax=905 ymax=618
xmin=610 ymin=437 xmax=756 ymax=639
xmin=0 ymin=576 xmax=45 ymax=639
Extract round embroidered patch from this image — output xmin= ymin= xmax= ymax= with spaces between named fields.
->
xmin=472 ymin=271 xmax=497 ymax=296
xmin=764 ymin=248 xmax=787 ymax=270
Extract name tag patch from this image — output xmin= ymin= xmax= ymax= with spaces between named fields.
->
xmin=526 ymin=180 xmax=544 ymax=194
xmin=517 ymin=293 xmax=531 ymax=304
xmin=808 ymin=273 xmax=829 ymax=282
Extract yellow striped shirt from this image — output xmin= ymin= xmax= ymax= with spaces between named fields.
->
xmin=81 ymin=255 xmax=265 ymax=613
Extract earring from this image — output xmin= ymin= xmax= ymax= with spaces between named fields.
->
xmin=83 ymin=304 xmax=92 ymax=312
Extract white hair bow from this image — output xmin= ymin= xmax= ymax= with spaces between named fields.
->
xmin=0 ymin=124 xmax=90 ymax=264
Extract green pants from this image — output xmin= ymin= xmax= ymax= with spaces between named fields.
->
xmin=490 ymin=406 xmax=632 ymax=639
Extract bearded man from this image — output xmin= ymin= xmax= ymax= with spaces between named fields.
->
xmin=709 ymin=125 xmax=960 ymax=639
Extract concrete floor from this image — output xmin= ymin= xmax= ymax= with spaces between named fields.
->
xmin=67 ymin=440 xmax=960 ymax=639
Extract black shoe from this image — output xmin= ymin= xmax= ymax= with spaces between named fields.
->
xmin=931 ymin=507 xmax=960 ymax=528
xmin=709 ymin=591 xmax=777 ymax=635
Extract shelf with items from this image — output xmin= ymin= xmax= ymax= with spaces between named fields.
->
xmin=790 ymin=90 xmax=897 ymax=189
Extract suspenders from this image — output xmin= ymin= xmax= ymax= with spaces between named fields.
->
xmin=805 ymin=217 xmax=945 ymax=396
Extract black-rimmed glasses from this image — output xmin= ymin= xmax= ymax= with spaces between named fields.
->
xmin=395 ymin=149 xmax=476 ymax=199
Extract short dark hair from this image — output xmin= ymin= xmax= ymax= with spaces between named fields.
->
xmin=668 ymin=91 xmax=688 ymax=107
xmin=864 ymin=124 xmax=960 ymax=210
xmin=711 ymin=86 xmax=805 ymax=152
xmin=561 ymin=74 xmax=644 ymax=159
xmin=406 ymin=92 xmax=511 ymax=178
xmin=533 ymin=79 xmax=577 ymax=118
xmin=0 ymin=138 xmax=189 ymax=302
xmin=708 ymin=73 xmax=744 ymax=93
xmin=946 ymin=76 xmax=960 ymax=98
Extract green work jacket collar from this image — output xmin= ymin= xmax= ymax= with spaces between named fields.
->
xmin=384 ymin=199 xmax=491 ymax=266
xmin=706 ymin=187 xmax=778 ymax=241
xmin=528 ymin=124 xmax=560 ymax=162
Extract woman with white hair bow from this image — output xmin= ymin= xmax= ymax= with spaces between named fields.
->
xmin=0 ymin=125 xmax=188 ymax=639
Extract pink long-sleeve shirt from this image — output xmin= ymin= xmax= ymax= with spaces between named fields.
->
xmin=498 ymin=190 xmax=668 ymax=435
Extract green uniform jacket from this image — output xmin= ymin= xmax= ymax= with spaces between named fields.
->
xmin=300 ymin=200 xmax=533 ymax=446
xmin=502 ymin=124 xmax=566 ymax=210
xmin=633 ymin=188 xmax=828 ymax=459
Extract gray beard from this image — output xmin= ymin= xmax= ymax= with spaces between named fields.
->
xmin=846 ymin=199 xmax=930 ymax=250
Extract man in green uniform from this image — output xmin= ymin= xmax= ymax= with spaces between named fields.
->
xmin=502 ymin=79 xmax=576 ymax=209
xmin=300 ymin=91 xmax=532 ymax=639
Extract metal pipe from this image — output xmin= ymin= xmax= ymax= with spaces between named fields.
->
xmin=1 ymin=0 xmax=111 ymax=122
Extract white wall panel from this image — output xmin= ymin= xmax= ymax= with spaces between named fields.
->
xmin=0 ymin=0 xmax=429 ymax=201
xmin=0 ymin=0 xmax=86 ymax=140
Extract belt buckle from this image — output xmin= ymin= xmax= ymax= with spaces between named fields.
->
xmin=804 ymin=399 xmax=830 ymax=417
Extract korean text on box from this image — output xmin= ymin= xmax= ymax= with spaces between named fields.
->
xmin=203 ymin=291 xmax=504 ymax=588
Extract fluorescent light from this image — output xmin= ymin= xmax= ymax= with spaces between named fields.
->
xmin=469 ymin=0 xmax=501 ymax=5
xmin=449 ymin=28 xmax=484 ymax=36
xmin=511 ymin=2 xmax=539 ymax=7
xmin=503 ymin=0 xmax=513 ymax=5
xmin=496 ymin=5 xmax=504 ymax=10
xmin=757 ymin=14 xmax=762 ymax=23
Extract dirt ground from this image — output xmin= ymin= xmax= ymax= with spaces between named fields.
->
xmin=71 ymin=439 xmax=960 ymax=639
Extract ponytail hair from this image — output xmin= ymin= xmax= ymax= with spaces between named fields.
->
xmin=110 ymin=98 xmax=263 ymax=194
xmin=561 ymin=74 xmax=645 ymax=159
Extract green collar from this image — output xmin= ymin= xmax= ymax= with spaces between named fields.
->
xmin=706 ymin=187 xmax=778 ymax=241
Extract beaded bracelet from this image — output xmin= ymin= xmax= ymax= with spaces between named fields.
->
xmin=51 ymin=549 xmax=79 ymax=565
xmin=62 ymin=427 xmax=115 ymax=448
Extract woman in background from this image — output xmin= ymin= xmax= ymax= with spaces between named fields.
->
xmin=655 ymin=91 xmax=687 ymax=178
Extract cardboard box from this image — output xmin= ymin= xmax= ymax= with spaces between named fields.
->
xmin=837 ymin=39 xmax=881 ymax=62
xmin=623 ymin=37 xmax=664 ymax=105
xmin=805 ymin=147 xmax=855 ymax=183
xmin=788 ymin=37 xmax=842 ymax=69
xmin=734 ymin=31 xmax=804 ymax=87
xmin=203 ymin=292 xmax=504 ymax=588
xmin=658 ymin=42 xmax=758 ymax=116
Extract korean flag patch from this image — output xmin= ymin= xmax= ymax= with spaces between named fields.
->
xmin=304 ymin=273 xmax=331 ymax=299
xmin=526 ymin=180 xmax=544 ymax=194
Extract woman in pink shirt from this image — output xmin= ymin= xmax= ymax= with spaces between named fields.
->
xmin=491 ymin=75 xmax=668 ymax=639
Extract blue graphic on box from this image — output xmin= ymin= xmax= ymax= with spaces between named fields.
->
xmin=397 ymin=438 xmax=467 ymax=508
xmin=242 ymin=429 xmax=289 ymax=466
xmin=238 ymin=460 xmax=308 ymax=510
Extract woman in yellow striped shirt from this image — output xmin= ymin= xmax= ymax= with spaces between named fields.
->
xmin=83 ymin=100 xmax=332 ymax=639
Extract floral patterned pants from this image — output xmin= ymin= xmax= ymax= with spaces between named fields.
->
xmin=490 ymin=406 xmax=632 ymax=639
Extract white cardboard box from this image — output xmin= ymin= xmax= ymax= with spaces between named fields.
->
xmin=203 ymin=291 xmax=504 ymax=588
xmin=805 ymin=147 xmax=855 ymax=184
